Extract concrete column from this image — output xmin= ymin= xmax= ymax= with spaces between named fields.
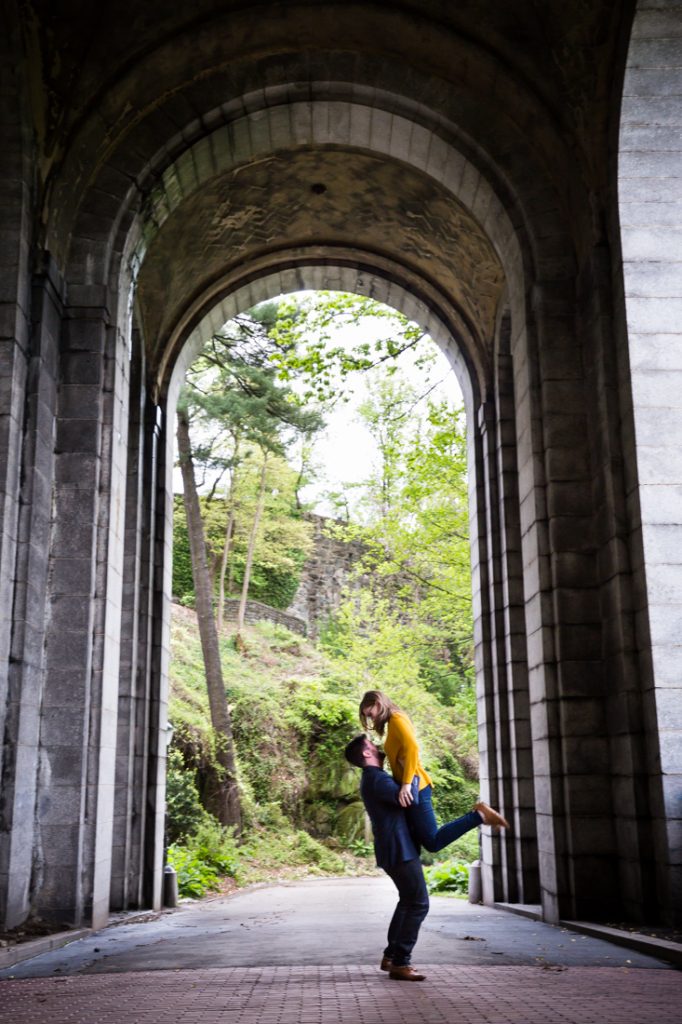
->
xmin=618 ymin=1 xmax=682 ymax=925
xmin=1 ymin=255 xmax=61 ymax=928
xmin=0 ymin=30 xmax=31 ymax=822
xmin=470 ymin=406 xmax=505 ymax=904
xmin=111 ymin=334 xmax=146 ymax=910
xmin=476 ymin=354 xmax=539 ymax=909
xmin=494 ymin=325 xmax=539 ymax=905
xmin=512 ymin=285 xmax=619 ymax=922
xmin=112 ymin=362 xmax=167 ymax=911
xmin=511 ymin=306 xmax=565 ymax=923
xmin=143 ymin=398 xmax=172 ymax=911
xmin=540 ymin=302 xmax=618 ymax=922
xmin=35 ymin=287 xmax=129 ymax=928
xmin=478 ymin=399 xmax=519 ymax=904
xmin=577 ymin=239 xmax=658 ymax=924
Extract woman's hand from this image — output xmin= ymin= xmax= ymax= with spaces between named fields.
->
xmin=398 ymin=783 xmax=414 ymax=807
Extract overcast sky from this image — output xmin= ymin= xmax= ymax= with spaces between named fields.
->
xmin=175 ymin=294 xmax=464 ymax=515
xmin=292 ymin=304 xmax=463 ymax=516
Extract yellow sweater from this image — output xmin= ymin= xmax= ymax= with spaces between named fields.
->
xmin=384 ymin=711 xmax=433 ymax=791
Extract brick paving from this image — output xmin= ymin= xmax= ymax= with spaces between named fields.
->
xmin=1 ymin=964 xmax=680 ymax=1024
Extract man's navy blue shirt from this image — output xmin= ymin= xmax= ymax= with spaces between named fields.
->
xmin=360 ymin=766 xmax=419 ymax=870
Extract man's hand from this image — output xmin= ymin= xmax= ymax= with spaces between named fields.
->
xmin=398 ymin=783 xmax=414 ymax=807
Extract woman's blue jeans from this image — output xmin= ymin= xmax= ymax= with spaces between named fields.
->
xmin=406 ymin=785 xmax=481 ymax=853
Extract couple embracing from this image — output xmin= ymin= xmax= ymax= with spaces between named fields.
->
xmin=345 ymin=690 xmax=508 ymax=982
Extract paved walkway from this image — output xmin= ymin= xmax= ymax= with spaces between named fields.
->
xmin=1 ymin=877 xmax=680 ymax=1023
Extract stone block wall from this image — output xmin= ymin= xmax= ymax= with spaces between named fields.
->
xmin=617 ymin=0 xmax=682 ymax=919
xmin=219 ymin=598 xmax=308 ymax=637
xmin=286 ymin=514 xmax=365 ymax=638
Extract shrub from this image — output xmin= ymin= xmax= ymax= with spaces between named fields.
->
xmin=424 ymin=859 xmax=470 ymax=896
xmin=166 ymin=844 xmax=223 ymax=898
xmin=238 ymin=824 xmax=346 ymax=881
xmin=167 ymin=818 xmax=240 ymax=898
xmin=165 ymin=748 xmax=213 ymax=843
xmin=347 ymin=837 xmax=374 ymax=858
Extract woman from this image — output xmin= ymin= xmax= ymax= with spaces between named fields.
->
xmin=359 ymin=690 xmax=508 ymax=852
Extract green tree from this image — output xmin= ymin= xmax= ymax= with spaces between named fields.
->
xmin=176 ymin=301 xmax=325 ymax=825
xmin=177 ymin=405 xmax=242 ymax=828
xmin=325 ymin=365 xmax=473 ymax=702
xmin=222 ymin=452 xmax=313 ymax=608
xmin=182 ymin=302 xmax=323 ymax=644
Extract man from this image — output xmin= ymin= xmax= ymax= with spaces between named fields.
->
xmin=344 ymin=733 xmax=430 ymax=981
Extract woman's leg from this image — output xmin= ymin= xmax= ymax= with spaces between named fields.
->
xmin=406 ymin=786 xmax=482 ymax=853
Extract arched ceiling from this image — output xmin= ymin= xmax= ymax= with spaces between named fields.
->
xmin=14 ymin=0 xmax=636 ymax=396
xmin=136 ymin=148 xmax=505 ymax=379
xmin=20 ymin=0 xmax=634 ymax=265
xmin=23 ymin=0 xmax=632 ymax=191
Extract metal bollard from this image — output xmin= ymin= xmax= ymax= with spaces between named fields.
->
xmin=468 ymin=859 xmax=482 ymax=904
xmin=164 ymin=864 xmax=179 ymax=907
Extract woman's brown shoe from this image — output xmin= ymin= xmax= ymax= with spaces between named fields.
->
xmin=474 ymin=801 xmax=510 ymax=830
xmin=389 ymin=965 xmax=426 ymax=981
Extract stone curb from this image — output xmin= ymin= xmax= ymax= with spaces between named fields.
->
xmin=0 ymin=909 xmax=165 ymax=971
xmin=561 ymin=921 xmax=682 ymax=969
xmin=493 ymin=902 xmax=682 ymax=968
xmin=0 ymin=929 xmax=91 ymax=970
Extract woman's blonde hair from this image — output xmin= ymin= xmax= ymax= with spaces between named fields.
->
xmin=359 ymin=690 xmax=401 ymax=737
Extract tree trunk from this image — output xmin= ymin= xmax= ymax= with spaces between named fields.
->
xmin=176 ymin=407 xmax=241 ymax=829
xmin=217 ymin=508 xmax=235 ymax=632
xmin=217 ymin=438 xmax=240 ymax=633
xmin=236 ymin=454 xmax=268 ymax=640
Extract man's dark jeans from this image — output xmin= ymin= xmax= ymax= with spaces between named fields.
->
xmin=407 ymin=785 xmax=481 ymax=853
xmin=384 ymin=857 xmax=430 ymax=966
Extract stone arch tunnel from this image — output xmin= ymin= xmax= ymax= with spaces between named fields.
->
xmin=0 ymin=0 xmax=680 ymax=933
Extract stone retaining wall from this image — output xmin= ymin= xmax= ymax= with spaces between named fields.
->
xmin=221 ymin=598 xmax=308 ymax=637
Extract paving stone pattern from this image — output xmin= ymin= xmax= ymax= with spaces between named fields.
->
xmin=1 ymin=965 xmax=681 ymax=1024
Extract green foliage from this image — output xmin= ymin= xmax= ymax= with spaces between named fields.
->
xmin=428 ymin=753 xmax=479 ymax=824
xmin=165 ymin=748 xmax=213 ymax=843
xmin=239 ymin=824 xmax=346 ymax=881
xmin=326 ymin=372 xmax=474 ymax=697
xmin=168 ymin=597 xmax=479 ymax=895
xmin=172 ymin=471 xmax=312 ymax=610
xmin=166 ymin=844 xmax=222 ymax=898
xmin=424 ymin=859 xmax=470 ymax=896
xmin=267 ymin=291 xmax=433 ymax=404
xmin=167 ymin=290 xmax=480 ymax=896
xmin=347 ymin=838 xmax=374 ymax=858
xmin=167 ymin=819 xmax=240 ymax=898
xmin=172 ymin=496 xmax=194 ymax=602
xmin=243 ymin=560 xmax=303 ymax=609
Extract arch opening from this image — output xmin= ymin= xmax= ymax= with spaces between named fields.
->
xmin=5 ymin=1 xmax=674 ymax=938
xmin=121 ymin=219 xmax=539 ymax=916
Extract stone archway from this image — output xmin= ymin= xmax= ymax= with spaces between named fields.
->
xmin=66 ymin=80 xmax=592 ymax=929
xmin=3 ymin=0 xmax=679 ymax=934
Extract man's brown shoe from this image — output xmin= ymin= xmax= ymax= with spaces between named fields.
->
xmin=389 ymin=965 xmax=426 ymax=981
xmin=474 ymin=801 xmax=510 ymax=830
xmin=380 ymin=956 xmax=392 ymax=971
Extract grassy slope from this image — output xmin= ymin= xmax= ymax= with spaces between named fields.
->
xmin=169 ymin=604 xmax=373 ymax=885
xmin=168 ymin=603 xmax=480 ymax=889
